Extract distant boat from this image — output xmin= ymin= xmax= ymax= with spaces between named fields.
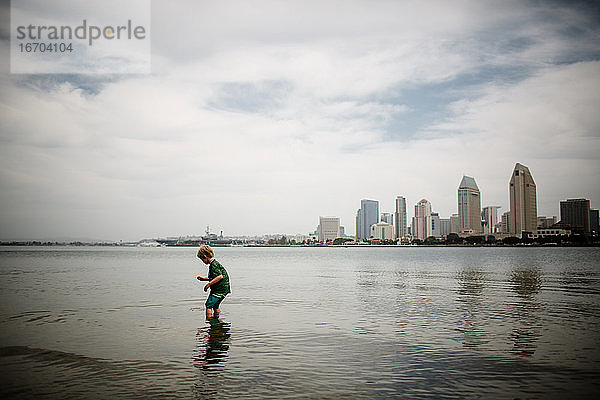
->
xmin=137 ymin=241 xmax=163 ymax=247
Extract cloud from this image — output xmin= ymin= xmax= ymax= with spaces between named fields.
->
xmin=425 ymin=61 xmax=600 ymax=214
xmin=1 ymin=1 xmax=599 ymax=240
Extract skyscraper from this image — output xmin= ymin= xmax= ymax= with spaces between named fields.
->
xmin=431 ymin=212 xmax=441 ymax=238
xmin=394 ymin=196 xmax=407 ymax=239
xmin=501 ymin=211 xmax=510 ymax=234
xmin=458 ymin=175 xmax=482 ymax=234
xmin=560 ymin=198 xmax=591 ymax=234
xmin=590 ymin=209 xmax=599 ymax=234
xmin=355 ymin=208 xmax=362 ymax=240
xmin=482 ymin=206 xmax=501 ymax=234
xmin=356 ymin=199 xmax=379 ymax=240
xmin=412 ymin=199 xmax=432 ymax=240
xmin=509 ymin=163 xmax=537 ymax=236
xmin=450 ymin=213 xmax=459 ymax=234
xmin=439 ymin=218 xmax=451 ymax=237
xmin=381 ymin=212 xmax=394 ymax=225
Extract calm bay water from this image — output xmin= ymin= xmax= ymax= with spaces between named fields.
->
xmin=1 ymin=246 xmax=599 ymax=398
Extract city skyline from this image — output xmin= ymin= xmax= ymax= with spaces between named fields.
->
xmin=1 ymin=1 xmax=599 ymax=241
xmin=338 ymin=161 xmax=596 ymax=239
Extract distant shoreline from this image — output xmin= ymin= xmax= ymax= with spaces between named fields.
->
xmin=1 ymin=242 xmax=598 ymax=248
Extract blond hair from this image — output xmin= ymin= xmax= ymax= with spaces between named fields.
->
xmin=197 ymin=245 xmax=214 ymax=260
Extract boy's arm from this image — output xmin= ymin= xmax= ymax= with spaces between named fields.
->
xmin=197 ymin=276 xmax=209 ymax=281
xmin=204 ymin=275 xmax=223 ymax=291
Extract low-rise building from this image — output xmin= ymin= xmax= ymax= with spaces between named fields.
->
xmin=537 ymin=216 xmax=557 ymax=229
xmin=370 ymin=222 xmax=394 ymax=241
xmin=318 ymin=216 xmax=341 ymax=242
xmin=528 ymin=228 xmax=571 ymax=239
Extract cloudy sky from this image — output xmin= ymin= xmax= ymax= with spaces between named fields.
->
xmin=1 ymin=0 xmax=599 ymax=241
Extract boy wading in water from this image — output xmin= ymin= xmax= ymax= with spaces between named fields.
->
xmin=197 ymin=245 xmax=231 ymax=319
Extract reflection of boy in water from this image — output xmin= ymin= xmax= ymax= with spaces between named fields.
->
xmin=200 ymin=319 xmax=231 ymax=369
xmin=197 ymin=245 xmax=231 ymax=319
xmin=193 ymin=319 xmax=231 ymax=370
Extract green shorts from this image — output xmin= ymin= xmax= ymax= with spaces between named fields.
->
xmin=205 ymin=293 xmax=226 ymax=309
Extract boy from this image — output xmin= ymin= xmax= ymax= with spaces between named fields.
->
xmin=197 ymin=245 xmax=231 ymax=319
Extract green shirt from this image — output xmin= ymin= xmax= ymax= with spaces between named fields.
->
xmin=208 ymin=259 xmax=231 ymax=296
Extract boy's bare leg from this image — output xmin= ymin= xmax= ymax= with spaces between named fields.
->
xmin=206 ymin=308 xmax=213 ymax=319
xmin=214 ymin=308 xmax=220 ymax=318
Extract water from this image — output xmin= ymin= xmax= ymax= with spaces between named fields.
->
xmin=1 ymin=246 xmax=599 ymax=398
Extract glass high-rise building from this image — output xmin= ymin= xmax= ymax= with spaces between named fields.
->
xmin=356 ymin=199 xmax=379 ymax=240
xmin=509 ymin=163 xmax=537 ymax=236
